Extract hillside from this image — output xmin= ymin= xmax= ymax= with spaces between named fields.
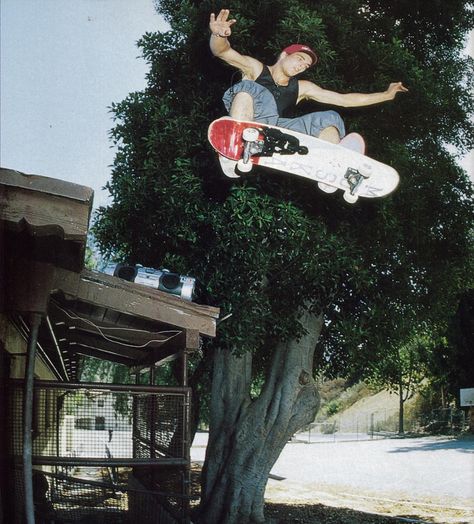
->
xmin=327 ymin=389 xmax=404 ymax=433
xmin=313 ymin=381 xmax=418 ymax=435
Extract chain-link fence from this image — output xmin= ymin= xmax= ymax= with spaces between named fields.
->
xmin=294 ymin=407 xmax=469 ymax=443
xmin=295 ymin=408 xmax=398 ymax=443
xmin=416 ymin=407 xmax=468 ymax=435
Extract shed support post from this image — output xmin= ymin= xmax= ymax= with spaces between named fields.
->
xmin=23 ymin=313 xmax=42 ymax=524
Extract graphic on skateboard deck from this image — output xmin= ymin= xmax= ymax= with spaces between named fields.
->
xmin=208 ymin=117 xmax=399 ymax=203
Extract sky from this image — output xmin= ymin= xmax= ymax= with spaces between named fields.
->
xmin=1 ymin=0 xmax=168 ymax=208
xmin=1 ymin=1 xmax=472 ymax=211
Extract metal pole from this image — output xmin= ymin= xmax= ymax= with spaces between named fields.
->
xmin=149 ymin=366 xmax=156 ymax=458
xmin=132 ymin=372 xmax=139 ymax=458
xmin=23 ymin=312 xmax=42 ymax=524
xmin=181 ymin=349 xmax=190 ymax=523
xmin=183 ymin=389 xmax=191 ymax=523
xmin=149 ymin=366 xmax=156 ymax=496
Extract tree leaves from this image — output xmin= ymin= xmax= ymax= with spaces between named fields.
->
xmin=93 ymin=0 xmax=473 ymax=390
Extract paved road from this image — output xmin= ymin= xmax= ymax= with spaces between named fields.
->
xmin=191 ymin=433 xmax=474 ymax=504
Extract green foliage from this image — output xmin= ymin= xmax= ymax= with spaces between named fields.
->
xmin=84 ymin=246 xmax=97 ymax=270
xmin=64 ymin=391 xmax=87 ymax=416
xmin=367 ymin=328 xmax=435 ymax=398
xmin=79 ymin=358 xmax=133 ymax=385
xmin=92 ymin=0 xmax=473 ymax=398
xmin=317 ymin=380 xmax=372 ymax=420
xmin=429 ymin=289 xmax=474 ymax=403
xmin=325 ymin=399 xmax=342 ymax=417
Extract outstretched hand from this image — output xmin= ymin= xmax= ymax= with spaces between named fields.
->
xmin=209 ymin=9 xmax=236 ymax=37
xmin=387 ymin=82 xmax=409 ymax=98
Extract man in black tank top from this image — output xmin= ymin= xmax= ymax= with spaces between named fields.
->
xmin=254 ymin=66 xmax=299 ymax=118
xmin=209 ymin=9 xmax=407 ymax=144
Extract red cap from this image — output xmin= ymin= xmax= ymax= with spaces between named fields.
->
xmin=282 ymin=44 xmax=318 ymax=66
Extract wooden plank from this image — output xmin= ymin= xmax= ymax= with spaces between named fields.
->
xmin=0 ymin=168 xmax=93 ymax=203
xmin=6 ymin=259 xmax=57 ymax=314
xmin=67 ymin=333 xmax=148 ymax=360
xmin=54 ymin=268 xmax=220 ymax=337
xmin=185 ymin=330 xmax=200 ymax=350
xmin=65 ymin=328 xmax=188 ymax=367
xmin=1 ymin=186 xmax=91 ymax=239
xmin=70 ymin=345 xmax=138 ymax=366
xmin=49 ymin=299 xmax=180 ymax=347
xmin=29 ymin=457 xmax=188 ymax=467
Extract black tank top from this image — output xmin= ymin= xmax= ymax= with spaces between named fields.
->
xmin=255 ymin=66 xmax=299 ymax=117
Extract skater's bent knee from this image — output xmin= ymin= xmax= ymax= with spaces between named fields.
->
xmin=230 ymin=92 xmax=254 ymax=121
xmin=318 ymin=126 xmax=340 ymax=144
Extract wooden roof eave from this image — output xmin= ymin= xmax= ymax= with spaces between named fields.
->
xmin=52 ymin=268 xmax=220 ymax=338
xmin=0 ymin=168 xmax=93 ymax=241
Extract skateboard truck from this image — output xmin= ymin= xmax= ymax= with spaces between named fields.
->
xmin=258 ymin=127 xmax=308 ymax=157
xmin=240 ymin=126 xmax=308 ymax=170
xmin=344 ymin=167 xmax=370 ymax=195
xmin=242 ymin=128 xmax=264 ymax=165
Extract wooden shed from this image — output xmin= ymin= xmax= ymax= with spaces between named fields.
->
xmin=0 ymin=168 xmax=220 ymax=523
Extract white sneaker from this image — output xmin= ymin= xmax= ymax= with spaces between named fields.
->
xmin=340 ymin=133 xmax=366 ymax=155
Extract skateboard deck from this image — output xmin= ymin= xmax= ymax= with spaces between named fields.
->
xmin=208 ymin=117 xmax=399 ymax=203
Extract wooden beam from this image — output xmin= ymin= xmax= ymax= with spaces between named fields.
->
xmin=53 ymin=268 xmax=220 ymax=337
xmin=6 ymin=259 xmax=56 ymax=314
xmin=0 ymin=168 xmax=93 ymax=240
xmin=49 ymin=299 xmax=179 ymax=347
xmin=133 ymin=331 xmax=187 ymax=367
xmin=71 ymin=345 xmax=136 ymax=366
xmin=66 ymin=332 xmax=147 ymax=360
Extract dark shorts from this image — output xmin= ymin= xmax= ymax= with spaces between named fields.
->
xmin=222 ymin=80 xmax=346 ymax=138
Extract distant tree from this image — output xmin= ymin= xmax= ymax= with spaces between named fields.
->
xmin=79 ymin=358 xmax=131 ymax=384
xmin=93 ymin=1 xmax=473 ymax=521
xmin=367 ymin=327 xmax=436 ymax=433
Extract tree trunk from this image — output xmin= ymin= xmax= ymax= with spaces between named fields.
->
xmin=398 ymin=381 xmax=405 ymax=434
xmin=197 ymin=311 xmax=323 ymax=524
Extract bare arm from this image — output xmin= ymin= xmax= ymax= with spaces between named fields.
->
xmin=209 ymin=10 xmax=262 ymax=80
xmin=298 ymin=80 xmax=408 ymax=107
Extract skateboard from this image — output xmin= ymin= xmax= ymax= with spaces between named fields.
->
xmin=208 ymin=117 xmax=400 ymax=203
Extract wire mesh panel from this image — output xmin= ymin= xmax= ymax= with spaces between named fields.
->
xmin=9 ymin=466 xmax=191 ymax=524
xmin=134 ymin=393 xmax=187 ymax=460
xmin=129 ymin=467 xmax=189 ymax=524
xmin=9 ymin=381 xmax=189 ymax=462
xmin=36 ymin=467 xmax=128 ymax=523
xmin=8 ymin=380 xmax=191 ymax=523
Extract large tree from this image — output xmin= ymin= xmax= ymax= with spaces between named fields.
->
xmin=93 ymin=1 xmax=474 ymax=522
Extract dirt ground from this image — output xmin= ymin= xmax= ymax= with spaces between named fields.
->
xmin=191 ymin=463 xmax=474 ymax=524
xmin=264 ymin=501 xmax=418 ymax=523
xmin=264 ymin=484 xmax=474 ymax=523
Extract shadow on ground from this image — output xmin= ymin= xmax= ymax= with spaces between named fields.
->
xmin=264 ymin=502 xmax=448 ymax=523
xmin=387 ymin=435 xmax=474 ymax=454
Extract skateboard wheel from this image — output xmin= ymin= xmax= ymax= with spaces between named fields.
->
xmin=219 ymin=155 xmax=241 ymax=178
xmin=237 ymin=159 xmax=253 ymax=173
xmin=317 ymin=182 xmax=338 ymax=193
xmin=242 ymin=127 xmax=260 ymax=142
xmin=343 ymin=191 xmax=358 ymax=204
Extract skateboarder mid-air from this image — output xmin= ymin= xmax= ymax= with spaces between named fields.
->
xmin=209 ymin=9 xmax=408 ymax=145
